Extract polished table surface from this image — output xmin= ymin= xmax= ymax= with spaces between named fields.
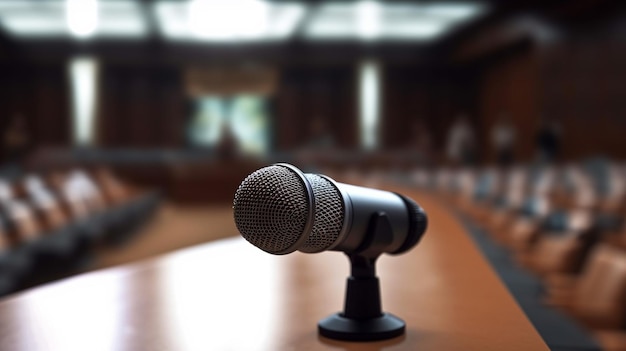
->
xmin=0 ymin=188 xmax=549 ymax=351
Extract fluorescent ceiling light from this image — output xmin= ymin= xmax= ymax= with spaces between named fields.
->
xmin=0 ymin=2 xmax=66 ymax=37
xmin=0 ymin=0 xmax=485 ymax=42
xmin=270 ymin=5 xmax=306 ymax=39
xmin=2 ymin=16 xmax=67 ymax=37
xmin=306 ymin=1 xmax=486 ymax=41
xmin=384 ymin=21 xmax=449 ymax=39
xmin=153 ymin=2 xmax=188 ymax=40
xmin=66 ymin=0 xmax=98 ymax=39
xmin=0 ymin=0 xmax=147 ymax=39
xmin=305 ymin=3 xmax=356 ymax=40
xmin=424 ymin=3 xmax=485 ymax=20
xmin=359 ymin=60 xmax=380 ymax=150
xmin=357 ymin=0 xmax=381 ymax=40
xmin=188 ymin=0 xmax=269 ymax=41
xmin=236 ymin=1 xmax=270 ymax=39
xmin=155 ymin=0 xmax=305 ymax=42
xmin=69 ymin=57 xmax=99 ymax=146
xmin=96 ymin=1 xmax=148 ymax=38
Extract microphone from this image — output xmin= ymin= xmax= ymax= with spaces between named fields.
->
xmin=233 ymin=163 xmax=427 ymax=256
xmin=233 ymin=163 xmax=428 ymax=342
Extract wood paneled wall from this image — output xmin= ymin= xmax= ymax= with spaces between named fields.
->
xmin=479 ymin=51 xmax=540 ymax=162
xmin=0 ymin=63 xmax=71 ymax=152
xmin=382 ymin=65 xmax=480 ymax=154
xmin=275 ymin=66 xmax=357 ymax=150
xmin=476 ymin=22 xmax=626 ymax=162
xmin=97 ymin=64 xmax=186 ymax=148
xmin=538 ymin=31 xmax=626 ymax=159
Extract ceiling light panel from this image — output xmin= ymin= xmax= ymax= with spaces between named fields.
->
xmin=423 ymin=2 xmax=486 ymax=20
xmin=154 ymin=0 xmax=306 ymax=42
xmin=305 ymin=1 xmax=487 ymax=41
xmin=95 ymin=1 xmax=147 ymax=38
xmin=0 ymin=1 xmax=486 ymax=43
xmin=0 ymin=0 xmax=147 ymax=39
xmin=0 ymin=2 xmax=66 ymax=37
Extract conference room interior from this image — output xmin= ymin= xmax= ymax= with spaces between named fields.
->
xmin=0 ymin=0 xmax=625 ymax=350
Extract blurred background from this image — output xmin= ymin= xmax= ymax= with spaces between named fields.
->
xmin=1 ymin=0 xmax=624 ymax=169
xmin=0 ymin=0 xmax=625 ymax=349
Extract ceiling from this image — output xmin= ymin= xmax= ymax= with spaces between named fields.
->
xmin=0 ymin=0 xmax=489 ymax=43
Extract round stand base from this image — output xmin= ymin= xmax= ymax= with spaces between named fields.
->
xmin=318 ymin=313 xmax=405 ymax=341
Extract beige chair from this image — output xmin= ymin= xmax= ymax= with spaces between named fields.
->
xmin=517 ymin=209 xmax=595 ymax=276
xmin=67 ymin=170 xmax=107 ymax=213
xmin=0 ymin=199 xmax=42 ymax=245
xmin=518 ymin=233 xmax=587 ymax=276
xmin=46 ymin=171 xmax=92 ymax=220
xmin=544 ymin=244 xmax=626 ymax=350
xmin=23 ymin=175 xmax=69 ymax=232
xmin=93 ymin=168 xmax=133 ymax=206
xmin=0 ymin=181 xmax=13 ymax=202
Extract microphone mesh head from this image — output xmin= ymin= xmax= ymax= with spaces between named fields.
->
xmin=299 ymin=174 xmax=345 ymax=253
xmin=233 ymin=165 xmax=310 ymax=254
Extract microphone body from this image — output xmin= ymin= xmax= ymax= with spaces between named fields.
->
xmin=329 ymin=183 xmax=409 ymax=253
xmin=233 ymin=163 xmax=427 ymax=256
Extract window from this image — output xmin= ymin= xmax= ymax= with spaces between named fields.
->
xmin=188 ymin=95 xmax=270 ymax=155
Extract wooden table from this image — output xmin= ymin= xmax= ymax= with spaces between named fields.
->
xmin=0 ymin=190 xmax=549 ymax=351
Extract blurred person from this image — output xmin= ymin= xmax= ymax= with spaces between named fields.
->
xmin=491 ymin=113 xmax=516 ymax=167
xmin=535 ymin=118 xmax=562 ymax=163
xmin=446 ymin=114 xmax=476 ymax=167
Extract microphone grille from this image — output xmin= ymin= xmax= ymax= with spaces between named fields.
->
xmin=299 ymin=174 xmax=345 ymax=253
xmin=233 ymin=165 xmax=310 ymax=254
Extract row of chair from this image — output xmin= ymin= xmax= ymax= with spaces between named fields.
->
xmin=408 ymin=161 xmax=626 ymax=350
xmin=0 ymin=167 xmax=160 ymax=296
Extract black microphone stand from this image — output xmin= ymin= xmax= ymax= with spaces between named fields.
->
xmin=318 ymin=212 xmax=406 ymax=341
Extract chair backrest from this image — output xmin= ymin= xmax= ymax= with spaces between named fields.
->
xmin=23 ymin=174 xmax=46 ymax=194
xmin=533 ymin=167 xmax=557 ymax=196
xmin=22 ymin=174 xmax=69 ymax=229
xmin=572 ymin=244 xmax=626 ymax=329
xmin=508 ymin=217 xmax=542 ymax=251
xmin=34 ymin=196 xmax=69 ymax=232
xmin=94 ymin=168 xmax=131 ymax=205
xmin=67 ymin=170 xmax=106 ymax=212
xmin=567 ymin=209 xmax=594 ymax=232
xmin=531 ymin=234 xmax=584 ymax=276
xmin=456 ymin=170 xmax=476 ymax=199
xmin=0 ymin=199 xmax=42 ymax=244
xmin=46 ymin=171 xmax=93 ymax=220
xmin=0 ymin=180 xmax=14 ymax=201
